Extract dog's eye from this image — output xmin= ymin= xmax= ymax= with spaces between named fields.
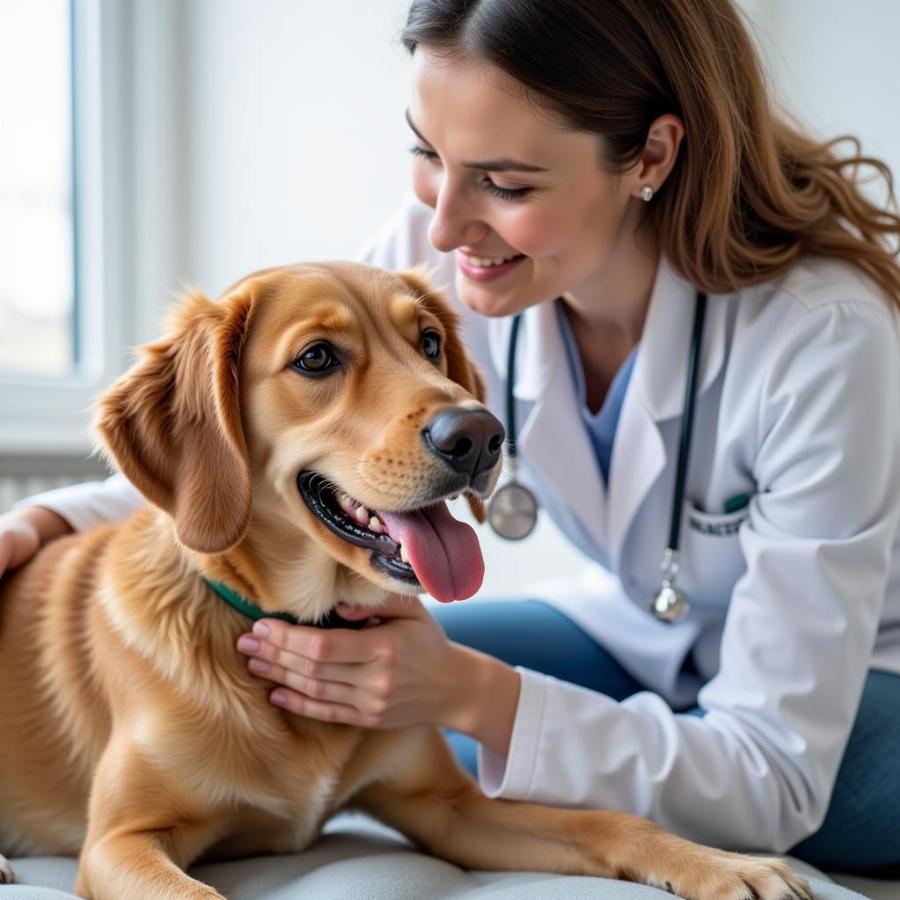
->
xmin=421 ymin=329 xmax=442 ymax=362
xmin=293 ymin=342 xmax=340 ymax=375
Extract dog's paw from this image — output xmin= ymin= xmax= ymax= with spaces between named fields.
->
xmin=0 ymin=854 xmax=16 ymax=885
xmin=650 ymin=851 xmax=813 ymax=900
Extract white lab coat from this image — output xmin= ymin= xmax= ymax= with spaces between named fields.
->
xmin=25 ymin=196 xmax=900 ymax=853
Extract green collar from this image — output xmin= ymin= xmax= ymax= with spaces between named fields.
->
xmin=203 ymin=578 xmax=301 ymax=625
xmin=202 ymin=577 xmax=365 ymax=630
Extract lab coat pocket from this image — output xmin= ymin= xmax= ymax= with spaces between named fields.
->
xmin=678 ymin=502 xmax=749 ymax=608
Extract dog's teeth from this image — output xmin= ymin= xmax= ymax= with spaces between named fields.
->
xmin=399 ymin=541 xmax=410 ymax=564
xmin=355 ymin=505 xmax=370 ymax=524
xmin=338 ymin=492 xmax=353 ymax=511
xmin=369 ymin=516 xmax=383 ymax=533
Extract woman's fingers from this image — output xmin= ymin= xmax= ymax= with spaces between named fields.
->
xmin=336 ymin=594 xmax=423 ymax=622
xmin=268 ymin=687 xmax=366 ymax=725
xmin=248 ymin=657 xmax=359 ymax=703
xmin=238 ymin=633 xmax=363 ymax=686
xmin=334 ymin=602 xmax=378 ymax=622
xmin=253 ymin=664 xmax=389 ymax=726
xmin=249 ymin=618 xmax=385 ymax=664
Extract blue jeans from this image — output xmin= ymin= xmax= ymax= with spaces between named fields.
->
xmin=433 ymin=599 xmax=900 ymax=873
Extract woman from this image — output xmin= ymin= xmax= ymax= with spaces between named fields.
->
xmin=3 ymin=0 xmax=900 ymax=871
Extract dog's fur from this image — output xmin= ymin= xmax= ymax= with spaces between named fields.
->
xmin=0 ymin=263 xmax=811 ymax=899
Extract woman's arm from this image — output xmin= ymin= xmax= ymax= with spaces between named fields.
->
xmin=1 ymin=474 xmax=145 ymax=575
xmin=11 ymin=472 xmax=143 ymax=536
xmin=445 ymin=642 xmax=521 ymax=757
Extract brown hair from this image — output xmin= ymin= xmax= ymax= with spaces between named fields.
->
xmin=402 ymin=0 xmax=900 ymax=306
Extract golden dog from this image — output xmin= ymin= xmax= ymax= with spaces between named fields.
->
xmin=0 ymin=263 xmax=811 ymax=899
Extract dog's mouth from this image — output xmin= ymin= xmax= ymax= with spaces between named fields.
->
xmin=297 ymin=471 xmax=485 ymax=602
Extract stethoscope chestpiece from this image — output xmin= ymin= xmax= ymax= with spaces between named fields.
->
xmin=487 ymin=478 xmax=538 ymax=541
xmin=651 ymin=584 xmax=689 ymax=622
xmin=489 ymin=311 xmax=539 ymax=541
xmin=650 ymin=546 xmax=690 ymax=623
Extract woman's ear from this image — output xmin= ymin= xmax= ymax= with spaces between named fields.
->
xmin=396 ymin=266 xmax=486 ymax=403
xmin=396 ymin=267 xmax=490 ymax=523
xmin=94 ymin=288 xmax=256 ymax=553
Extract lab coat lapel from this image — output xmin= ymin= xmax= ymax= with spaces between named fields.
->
xmin=486 ymin=258 xmax=727 ymax=564
xmin=488 ymin=303 xmax=609 ymax=549
xmin=607 ymin=259 xmax=727 ymax=572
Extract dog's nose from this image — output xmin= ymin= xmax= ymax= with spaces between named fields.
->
xmin=424 ymin=408 xmax=505 ymax=480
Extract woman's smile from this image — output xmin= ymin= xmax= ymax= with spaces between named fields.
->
xmin=456 ymin=250 xmax=527 ymax=282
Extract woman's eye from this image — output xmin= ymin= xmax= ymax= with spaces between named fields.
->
xmin=410 ymin=143 xmax=530 ymax=200
xmin=421 ymin=329 xmax=442 ymax=362
xmin=484 ymin=180 xmax=531 ymax=201
xmin=409 ymin=144 xmax=440 ymax=163
xmin=293 ymin=342 xmax=340 ymax=375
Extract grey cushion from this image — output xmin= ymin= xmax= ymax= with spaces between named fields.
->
xmin=2 ymin=813 xmax=871 ymax=899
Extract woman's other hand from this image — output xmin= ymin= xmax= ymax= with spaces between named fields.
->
xmin=0 ymin=507 xmax=73 ymax=577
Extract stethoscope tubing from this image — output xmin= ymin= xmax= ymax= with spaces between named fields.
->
xmin=667 ymin=291 xmax=707 ymax=553
xmin=506 ymin=313 xmax=523 ymax=464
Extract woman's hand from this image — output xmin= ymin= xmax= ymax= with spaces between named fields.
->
xmin=236 ymin=596 xmax=467 ymax=730
xmin=236 ymin=595 xmax=522 ymax=757
xmin=0 ymin=507 xmax=72 ymax=577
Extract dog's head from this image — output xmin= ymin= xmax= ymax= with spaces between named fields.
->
xmin=94 ymin=262 xmax=503 ymax=605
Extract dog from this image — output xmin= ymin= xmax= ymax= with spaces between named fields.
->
xmin=0 ymin=262 xmax=812 ymax=899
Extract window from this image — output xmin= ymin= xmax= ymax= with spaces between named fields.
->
xmin=0 ymin=0 xmax=137 ymax=456
xmin=0 ymin=0 xmax=76 ymax=378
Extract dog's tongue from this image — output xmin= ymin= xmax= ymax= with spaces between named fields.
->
xmin=377 ymin=502 xmax=484 ymax=602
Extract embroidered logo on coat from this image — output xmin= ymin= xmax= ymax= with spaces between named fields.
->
xmin=687 ymin=514 xmax=747 ymax=537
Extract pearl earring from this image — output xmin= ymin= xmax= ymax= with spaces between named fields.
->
xmin=640 ymin=185 xmax=654 ymax=202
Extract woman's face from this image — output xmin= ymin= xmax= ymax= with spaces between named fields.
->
xmin=409 ymin=49 xmax=641 ymax=318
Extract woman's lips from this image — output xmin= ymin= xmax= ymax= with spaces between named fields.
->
xmin=456 ymin=251 xmax=526 ymax=283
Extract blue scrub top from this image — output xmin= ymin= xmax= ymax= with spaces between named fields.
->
xmin=555 ymin=299 xmax=638 ymax=485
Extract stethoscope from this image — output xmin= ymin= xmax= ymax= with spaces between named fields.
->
xmin=487 ymin=291 xmax=708 ymax=624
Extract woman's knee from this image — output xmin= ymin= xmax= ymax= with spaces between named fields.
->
xmin=790 ymin=670 xmax=900 ymax=871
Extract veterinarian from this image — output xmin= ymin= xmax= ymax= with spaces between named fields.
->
xmin=3 ymin=0 xmax=900 ymax=871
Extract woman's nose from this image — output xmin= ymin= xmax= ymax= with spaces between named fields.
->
xmin=427 ymin=182 xmax=489 ymax=252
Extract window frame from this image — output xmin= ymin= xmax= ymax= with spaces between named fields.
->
xmin=0 ymin=0 xmax=134 ymax=456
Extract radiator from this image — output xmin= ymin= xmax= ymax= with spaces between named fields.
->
xmin=0 ymin=475 xmax=86 ymax=513
xmin=0 ymin=459 xmax=110 ymax=514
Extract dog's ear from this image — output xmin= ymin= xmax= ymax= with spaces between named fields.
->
xmin=94 ymin=288 xmax=256 ymax=553
xmin=396 ymin=267 xmax=486 ymax=403
xmin=397 ymin=267 xmax=489 ymax=524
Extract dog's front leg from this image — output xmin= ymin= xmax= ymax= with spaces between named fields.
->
xmin=75 ymin=742 xmax=226 ymax=900
xmin=354 ymin=729 xmax=813 ymax=900
xmin=75 ymin=830 xmax=225 ymax=900
xmin=0 ymin=853 xmax=15 ymax=885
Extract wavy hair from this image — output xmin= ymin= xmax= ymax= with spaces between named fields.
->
xmin=402 ymin=0 xmax=900 ymax=306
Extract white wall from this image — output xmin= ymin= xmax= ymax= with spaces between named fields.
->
xmin=740 ymin=0 xmax=900 ymax=188
xmin=180 ymin=0 xmax=413 ymax=294
xmin=132 ymin=0 xmax=900 ymax=598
